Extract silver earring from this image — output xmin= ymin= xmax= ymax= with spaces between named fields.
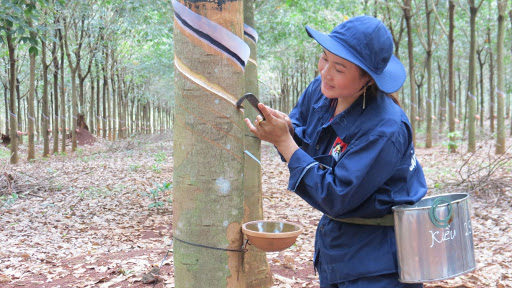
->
xmin=363 ymin=87 xmax=366 ymax=109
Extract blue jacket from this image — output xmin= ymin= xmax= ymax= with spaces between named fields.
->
xmin=287 ymin=76 xmax=427 ymax=284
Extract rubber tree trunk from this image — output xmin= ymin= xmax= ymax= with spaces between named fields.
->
xmin=403 ymin=0 xmax=417 ymax=144
xmin=495 ymin=0 xmax=507 ymax=154
xmin=41 ymin=31 xmax=50 ymax=158
xmin=467 ymin=1 xmax=480 ymax=153
xmin=52 ymin=34 xmax=59 ymax=155
xmin=448 ymin=0 xmax=456 ymax=153
xmin=488 ymin=28 xmax=495 ymax=134
xmin=172 ymin=0 xmax=249 ymax=287
xmin=96 ymin=60 xmax=101 ymax=137
xmin=437 ymin=61 xmax=446 ymax=135
xmin=110 ymin=62 xmax=117 ymax=141
xmin=7 ymin=30 xmax=18 ymax=164
xmin=64 ymin=20 xmax=79 ymax=152
xmin=424 ymin=0 xmax=433 ymax=148
xmin=28 ymin=44 xmax=36 ymax=160
xmin=89 ymin=68 xmax=95 ymax=135
xmin=102 ymin=49 xmax=108 ymax=139
xmin=59 ymin=29 xmax=66 ymax=153
xmin=242 ymin=0 xmax=272 ymax=286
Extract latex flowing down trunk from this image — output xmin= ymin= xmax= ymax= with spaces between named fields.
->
xmin=242 ymin=0 xmax=272 ymax=286
xmin=172 ymin=0 xmax=250 ymax=287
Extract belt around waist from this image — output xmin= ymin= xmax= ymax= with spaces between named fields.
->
xmin=327 ymin=214 xmax=395 ymax=226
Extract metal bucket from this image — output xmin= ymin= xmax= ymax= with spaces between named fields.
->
xmin=392 ymin=193 xmax=476 ymax=283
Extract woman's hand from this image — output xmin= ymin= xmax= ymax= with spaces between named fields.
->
xmin=266 ymin=107 xmax=294 ymax=135
xmin=244 ymin=103 xmax=299 ymax=162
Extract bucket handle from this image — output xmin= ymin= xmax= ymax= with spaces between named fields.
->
xmin=428 ymin=197 xmax=453 ymax=228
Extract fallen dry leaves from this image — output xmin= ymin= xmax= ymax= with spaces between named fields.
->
xmin=0 ymin=133 xmax=511 ymax=288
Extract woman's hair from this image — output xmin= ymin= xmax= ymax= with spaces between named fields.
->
xmin=360 ymin=69 xmax=401 ymax=107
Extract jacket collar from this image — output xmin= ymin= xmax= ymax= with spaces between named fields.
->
xmin=312 ymin=92 xmax=369 ymax=140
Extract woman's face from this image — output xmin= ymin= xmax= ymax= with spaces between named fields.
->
xmin=318 ymin=50 xmax=370 ymax=100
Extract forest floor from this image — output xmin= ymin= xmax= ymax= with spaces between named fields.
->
xmin=0 ymin=131 xmax=511 ymax=288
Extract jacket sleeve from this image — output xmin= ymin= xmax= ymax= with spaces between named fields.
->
xmin=287 ymin=123 xmax=409 ymax=218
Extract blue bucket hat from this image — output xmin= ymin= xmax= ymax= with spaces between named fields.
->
xmin=306 ymin=16 xmax=406 ymax=94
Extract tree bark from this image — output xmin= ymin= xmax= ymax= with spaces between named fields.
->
xmin=242 ymin=0 xmax=272 ymax=286
xmin=172 ymin=0 xmax=248 ymax=286
xmin=466 ymin=1 xmax=479 ymax=153
xmin=488 ymin=28 xmax=495 ymax=134
xmin=476 ymin=47 xmax=485 ymax=128
xmin=6 ymin=30 xmax=18 ymax=164
xmin=28 ymin=40 xmax=36 ymax=160
xmin=448 ymin=0 xmax=456 ymax=153
xmin=96 ymin=60 xmax=101 ymax=137
xmin=117 ymin=73 xmax=123 ymax=139
xmin=89 ymin=64 xmax=95 ymax=134
xmin=437 ymin=61 xmax=446 ymax=134
xmin=110 ymin=57 xmax=117 ymax=141
xmin=496 ymin=0 xmax=507 ymax=154
xmin=102 ymin=49 xmax=108 ymax=139
xmin=41 ymin=31 xmax=51 ymax=157
xmin=52 ymin=26 xmax=59 ymax=154
xmin=403 ymin=0 xmax=417 ymax=144
xmin=58 ymin=28 xmax=67 ymax=152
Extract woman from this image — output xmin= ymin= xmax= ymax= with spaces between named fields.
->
xmin=245 ymin=16 xmax=427 ymax=287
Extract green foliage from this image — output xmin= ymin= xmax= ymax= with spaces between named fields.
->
xmin=0 ymin=192 xmax=23 ymax=208
xmin=151 ymin=151 xmax=166 ymax=173
xmin=129 ymin=163 xmax=141 ymax=171
xmin=0 ymin=0 xmax=49 ymax=54
xmin=143 ymin=182 xmax=172 ymax=209
xmin=151 ymin=164 xmax=162 ymax=173
xmin=443 ymin=131 xmax=463 ymax=151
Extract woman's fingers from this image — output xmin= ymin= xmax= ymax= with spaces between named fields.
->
xmin=257 ymin=103 xmax=276 ymax=122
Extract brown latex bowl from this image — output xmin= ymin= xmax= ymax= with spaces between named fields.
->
xmin=242 ymin=220 xmax=303 ymax=252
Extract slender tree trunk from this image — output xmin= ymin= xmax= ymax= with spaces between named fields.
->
xmin=437 ymin=62 xmax=446 ymax=134
xmin=135 ymin=100 xmax=139 ymax=134
xmin=110 ymin=59 xmax=117 ymax=141
xmin=172 ymin=0 xmax=247 ymax=286
xmin=117 ymin=73 xmax=123 ymax=139
xmin=7 ymin=31 xmax=18 ymax=164
xmin=28 ymin=44 xmax=36 ymax=160
xmin=448 ymin=0 xmax=456 ymax=153
xmin=403 ymin=0 xmax=417 ymax=143
xmin=60 ymin=30 xmax=66 ymax=153
xmin=69 ymin=71 xmax=77 ymax=151
xmin=89 ymin=68 xmax=95 ymax=134
xmin=488 ymin=28 xmax=495 ymax=133
xmin=467 ymin=0 xmax=483 ymax=153
xmin=16 ymin=78 xmax=22 ymax=144
xmin=496 ymin=0 xmax=507 ymax=153
xmin=102 ymin=50 xmax=108 ymax=139
xmin=41 ymin=32 xmax=51 ymax=157
xmin=52 ymin=31 xmax=59 ymax=154
xmin=242 ymin=0 xmax=272 ymax=286
xmin=3 ymin=72 xmax=8 ymax=135
xmin=96 ymin=60 xmax=101 ymax=137
xmin=424 ymin=0 xmax=433 ymax=148
xmin=477 ymin=50 xmax=485 ymax=128
xmin=107 ymin=72 xmax=112 ymax=140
